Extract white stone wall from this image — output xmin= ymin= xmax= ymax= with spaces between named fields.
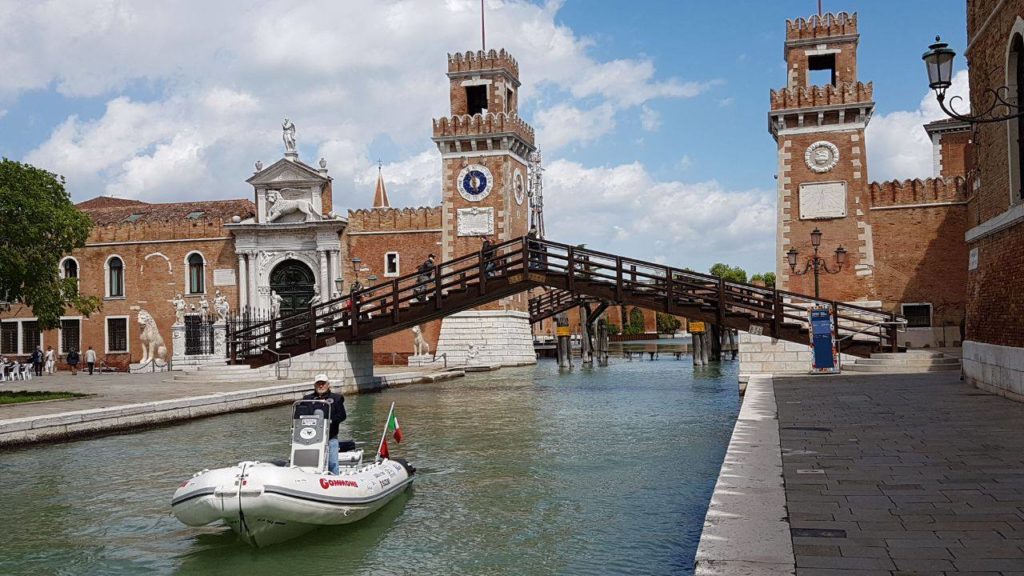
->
xmin=434 ymin=310 xmax=536 ymax=367
xmin=739 ymin=333 xmax=857 ymax=377
xmin=964 ymin=340 xmax=1024 ymax=401
xmin=286 ymin=341 xmax=375 ymax=392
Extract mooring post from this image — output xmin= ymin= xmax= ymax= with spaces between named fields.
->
xmin=555 ymin=312 xmax=571 ymax=369
xmin=597 ymin=318 xmax=609 ymax=366
xmin=692 ymin=327 xmax=703 ymax=367
xmin=580 ymin=304 xmax=592 ymax=366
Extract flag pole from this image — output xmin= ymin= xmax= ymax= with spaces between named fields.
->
xmin=376 ymin=401 xmax=396 ymax=461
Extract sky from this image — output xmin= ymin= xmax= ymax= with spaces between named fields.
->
xmin=0 ymin=0 xmax=970 ymax=275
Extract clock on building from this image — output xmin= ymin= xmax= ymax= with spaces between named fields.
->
xmin=457 ymin=164 xmax=493 ymax=202
xmin=799 ymin=182 xmax=847 ymax=219
xmin=513 ymin=169 xmax=525 ymax=205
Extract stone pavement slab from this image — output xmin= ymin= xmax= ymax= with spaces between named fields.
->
xmin=776 ymin=371 xmax=1024 ymax=575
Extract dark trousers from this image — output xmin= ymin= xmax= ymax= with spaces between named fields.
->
xmin=34 ymin=362 xmax=42 ymax=376
xmin=88 ymin=362 xmax=95 ymax=375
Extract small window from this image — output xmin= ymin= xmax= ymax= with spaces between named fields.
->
xmin=21 ymin=321 xmax=40 ymax=354
xmin=808 ymin=53 xmax=837 ymax=86
xmin=466 ymin=85 xmax=488 ymax=115
xmin=901 ymin=304 xmax=932 ymax=328
xmin=188 ymin=253 xmax=205 ymax=294
xmin=385 ymin=252 xmax=399 ymax=277
xmin=61 ymin=319 xmax=81 ymax=354
xmin=1 ymin=322 xmax=17 ymax=355
xmin=107 ymin=318 xmax=128 ymax=353
xmin=1011 ymin=34 xmax=1024 ymax=202
xmin=108 ymin=257 xmax=124 ymax=297
xmin=62 ymin=258 xmax=78 ymax=279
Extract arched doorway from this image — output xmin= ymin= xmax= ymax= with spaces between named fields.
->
xmin=269 ymin=260 xmax=316 ymax=316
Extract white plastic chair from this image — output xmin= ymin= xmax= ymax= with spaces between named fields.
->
xmin=20 ymin=363 xmax=33 ymax=380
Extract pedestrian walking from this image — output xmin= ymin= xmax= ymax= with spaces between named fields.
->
xmin=44 ymin=346 xmax=55 ymax=374
xmin=482 ymin=237 xmax=496 ymax=278
xmin=67 ymin=349 xmax=80 ymax=375
xmin=31 ymin=346 xmax=43 ymax=377
xmin=85 ymin=346 xmax=97 ymax=375
xmin=414 ymin=254 xmax=436 ymax=302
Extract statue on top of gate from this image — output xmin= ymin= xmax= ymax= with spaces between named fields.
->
xmin=214 ymin=289 xmax=230 ymax=324
xmin=170 ymin=294 xmax=186 ymax=326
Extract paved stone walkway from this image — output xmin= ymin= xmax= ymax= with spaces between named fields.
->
xmin=777 ymin=371 xmax=1024 ymax=575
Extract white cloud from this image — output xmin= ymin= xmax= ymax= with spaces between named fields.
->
xmin=866 ymin=70 xmax=970 ymax=182
xmin=543 ymin=159 xmax=776 ymax=272
xmin=535 ymin=103 xmax=616 ymax=150
xmin=640 ymin=105 xmax=661 ymax=131
xmin=718 ymin=97 xmax=735 ymax=108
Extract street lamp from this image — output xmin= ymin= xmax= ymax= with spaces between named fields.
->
xmin=786 ymin=228 xmax=847 ymax=299
xmin=923 ymin=35 xmax=1024 ymax=124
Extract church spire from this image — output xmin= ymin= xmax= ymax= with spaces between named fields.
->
xmin=373 ymin=160 xmax=390 ymax=208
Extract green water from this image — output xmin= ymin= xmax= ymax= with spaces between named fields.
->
xmin=0 ymin=357 xmax=739 ymax=575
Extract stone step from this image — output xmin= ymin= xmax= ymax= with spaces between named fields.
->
xmin=855 ymin=357 xmax=961 ymax=367
xmin=872 ymin=351 xmax=946 ymax=359
xmin=843 ymin=363 xmax=961 ymax=373
xmin=195 ymin=364 xmax=254 ymax=372
xmin=172 ymin=372 xmax=278 ymax=382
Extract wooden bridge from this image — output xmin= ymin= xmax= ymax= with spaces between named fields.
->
xmin=230 ymin=236 xmax=903 ymax=367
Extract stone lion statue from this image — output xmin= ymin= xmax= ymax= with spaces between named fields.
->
xmin=411 ymin=325 xmax=429 ymax=356
xmin=138 ymin=310 xmax=168 ymax=365
xmin=266 ymin=189 xmax=320 ymax=222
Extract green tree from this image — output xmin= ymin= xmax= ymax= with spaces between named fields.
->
xmin=709 ymin=262 xmax=747 ymax=283
xmin=656 ymin=312 xmax=681 ymax=334
xmin=624 ymin=306 xmax=646 ymax=335
xmin=0 ymin=159 xmax=100 ymax=329
xmin=606 ymin=322 xmax=621 ymax=336
xmin=762 ymin=272 xmax=776 ymax=288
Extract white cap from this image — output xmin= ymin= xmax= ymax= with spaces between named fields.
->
xmin=314 ymin=373 xmax=329 ymax=384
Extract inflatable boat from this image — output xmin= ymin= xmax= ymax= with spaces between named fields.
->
xmin=171 ymin=400 xmax=414 ymax=547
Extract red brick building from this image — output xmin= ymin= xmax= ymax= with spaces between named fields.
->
xmin=958 ymin=0 xmax=1024 ymax=398
xmin=0 ymin=197 xmax=254 ymax=370
xmin=771 ymin=11 xmax=971 ymax=348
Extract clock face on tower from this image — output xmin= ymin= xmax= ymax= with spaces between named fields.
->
xmin=457 ymin=164 xmax=493 ymax=202
xmin=513 ymin=169 xmax=525 ymax=205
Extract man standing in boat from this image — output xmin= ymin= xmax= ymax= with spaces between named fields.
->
xmin=302 ymin=374 xmax=347 ymax=474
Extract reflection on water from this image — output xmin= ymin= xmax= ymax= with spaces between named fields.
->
xmin=0 ymin=351 xmax=739 ymax=576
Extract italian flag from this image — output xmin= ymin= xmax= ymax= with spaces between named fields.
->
xmin=387 ymin=411 xmax=403 ymax=443
xmin=377 ymin=404 xmax=404 ymax=460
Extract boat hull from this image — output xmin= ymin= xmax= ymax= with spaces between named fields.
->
xmin=172 ymin=459 xmax=413 ymax=547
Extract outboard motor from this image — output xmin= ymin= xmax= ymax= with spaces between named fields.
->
xmin=290 ymin=400 xmax=332 ymax=472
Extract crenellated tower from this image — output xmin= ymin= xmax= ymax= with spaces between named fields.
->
xmin=433 ymin=49 xmax=535 ymax=264
xmin=770 ymin=12 xmax=877 ymax=303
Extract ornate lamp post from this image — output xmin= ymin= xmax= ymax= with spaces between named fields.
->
xmin=786 ymin=228 xmax=847 ymax=299
xmin=922 ymin=36 xmax=1024 ymax=124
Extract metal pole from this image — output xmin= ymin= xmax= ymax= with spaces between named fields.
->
xmin=376 ymin=401 xmax=396 ymax=462
xmin=813 ymin=246 xmax=821 ymax=299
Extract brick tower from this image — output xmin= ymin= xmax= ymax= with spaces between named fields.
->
xmin=433 ymin=49 xmax=535 ymax=264
xmin=429 ymin=49 xmax=537 ymax=367
xmin=770 ymin=12 xmax=876 ymax=303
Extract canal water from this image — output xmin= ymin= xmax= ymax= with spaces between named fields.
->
xmin=0 ymin=351 xmax=739 ymax=576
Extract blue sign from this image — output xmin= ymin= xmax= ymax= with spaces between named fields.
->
xmin=808 ymin=306 xmax=839 ymax=373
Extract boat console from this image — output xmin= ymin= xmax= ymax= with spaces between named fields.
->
xmin=289 ymin=400 xmax=363 ymax=472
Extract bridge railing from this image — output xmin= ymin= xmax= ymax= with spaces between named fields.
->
xmin=229 ymin=234 xmax=904 ymax=362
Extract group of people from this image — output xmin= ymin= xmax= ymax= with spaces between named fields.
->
xmin=0 ymin=346 xmax=99 ymax=379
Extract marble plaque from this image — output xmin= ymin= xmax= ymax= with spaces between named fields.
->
xmin=213 ymin=268 xmax=236 ymax=286
xmin=968 ymin=247 xmax=979 ymax=271
xmin=799 ymin=181 xmax=847 ymax=219
xmin=457 ymin=207 xmax=494 ymax=236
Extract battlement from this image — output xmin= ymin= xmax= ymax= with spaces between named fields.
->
xmin=87 ymin=217 xmax=236 ymax=244
xmin=448 ymin=49 xmax=519 ymax=78
xmin=347 ymin=205 xmax=443 ymax=233
xmin=432 ymin=112 xmax=535 ymax=146
xmin=786 ymin=12 xmax=857 ymax=41
xmin=770 ymin=81 xmax=873 ymax=110
xmin=869 ymin=177 xmax=969 ymax=208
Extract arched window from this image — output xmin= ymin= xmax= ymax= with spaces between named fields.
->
xmin=62 ymin=258 xmax=78 ymax=279
xmin=188 ymin=253 xmax=205 ymax=294
xmin=108 ymin=256 xmax=124 ymax=297
xmin=1011 ymin=33 xmax=1024 ymax=202
xmin=61 ymin=257 xmax=79 ymax=295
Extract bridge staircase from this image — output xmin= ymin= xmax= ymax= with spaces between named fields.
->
xmin=229 ymin=236 xmax=904 ymax=368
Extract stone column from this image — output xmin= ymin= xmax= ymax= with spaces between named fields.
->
xmin=330 ymin=250 xmax=341 ymax=295
xmin=237 ymin=254 xmax=248 ymax=310
xmin=248 ymin=253 xmax=259 ymax=312
xmin=319 ymin=250 xmax=330 ymax=299
xmin=213 ymin=323 xmax=227 ymax=358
